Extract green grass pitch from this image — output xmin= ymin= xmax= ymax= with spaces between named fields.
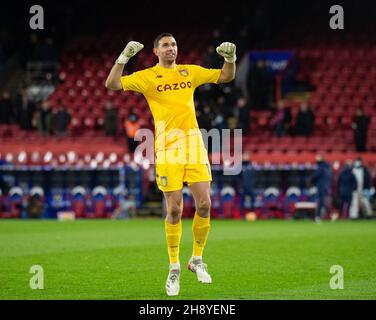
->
xmin=0 ymin=219 xmax=375 ymax=300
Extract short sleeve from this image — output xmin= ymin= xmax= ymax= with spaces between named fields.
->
xmin=190 ymin=65 xmax=221 ymax=88
xmin=120 ymin=70 xmax=149 ymax=94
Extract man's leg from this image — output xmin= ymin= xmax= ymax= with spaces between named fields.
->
xmin=354 ymin=134 xmax=362 ymax=152
xmin=189 ymin=182 xmax=211 ymax=258
xmin=164 ymin=190 xmax=183 ymax=265
xmin=360 ymin=194 xmax=373 ymax=218
xmin=349 ymin=191 xmax=359 ymax=219
xmin=164 ymin=190 xmax=183 ymax=296
xmin=338 ymin=195 xmax=345 ymax=218
xmin=344 ymin=194 xmax=353 ymax=219
xmin=315 ymin=194 xmax=324 ymax=223
xmin=188 ymin=181 xmax=212 ymax=283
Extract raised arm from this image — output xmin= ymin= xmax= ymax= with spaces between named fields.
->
xmin=105 ymin=63 xmax=126 ymax=91
xmin=216 ymin=42 xmax=236 ymax=83
xmin=105 ymin=41 xmax=144 ymax=91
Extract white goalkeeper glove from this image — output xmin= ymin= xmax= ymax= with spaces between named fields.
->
xmin=116 ymin=41 xmax=144 ymax=64
xmin=216 ymin=42 xmax=237 ymax=63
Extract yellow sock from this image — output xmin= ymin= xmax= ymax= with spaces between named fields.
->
xmin=192 ymin=212 xmax=211 ymax=257
xmin=165 ymin=220 xmax=182 ymax=264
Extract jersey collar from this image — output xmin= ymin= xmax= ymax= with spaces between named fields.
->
xmin=155 ymin=64 xmax=178 ymax=72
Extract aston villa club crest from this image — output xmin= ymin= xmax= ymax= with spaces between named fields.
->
xmin=179 ymin=69 xmax=189 ymax=77
xmin=160 ymin=176 xmax=168 ymax=187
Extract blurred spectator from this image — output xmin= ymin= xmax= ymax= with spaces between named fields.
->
xmin=213 ymin=113 xmax=227 ymax=131
xmin=352 ymin=107 xmax=370 ymax=152
xmin=15 ymin=88 xmax=35 ymax=130
xmin=27 ymin=72 xmax=56 ymax=101
xmin=35 ymin=101 xmax=53 ymax=136
xmin=294 ymin=102 xmax=315 ymax=136
xmin=270 ymin=100 xmax=292 ymax=137
xmin=239 ymin=161 xmax=256 ymax=213
xmin=337 ymin=160 xmax=357 ymax=218
xmin=103 ymin=102 xmax=118 ymax=137
xmin=349 ymin=158 xmax=373 ymax=219
xmin=26 ymin=194 xmax=44 ymax=219
xmin=0 ymin=91 xmax=14 ymax=124
xmin=124 ymin=113 xmax=142 ymax=153
xmin=233 ymin=97 xmax=250 ymax=134
xmin=52 ymin=104 xmax=71 ymax=139
xmin=112 ymin=194 xmax=137 ymax=219
xmin=311 ymin=155 xmax=333 ymax=223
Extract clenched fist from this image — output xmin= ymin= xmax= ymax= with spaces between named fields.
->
xmin=116 ymin=41 xmax=144 ymax=64
xmin=216 ymin=42 xmax=236 ymax=63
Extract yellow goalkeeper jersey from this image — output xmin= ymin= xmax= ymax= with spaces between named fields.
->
xmin=120 ymin=64 xmax=221 ymax=154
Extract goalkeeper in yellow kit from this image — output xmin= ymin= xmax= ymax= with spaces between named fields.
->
xmin=105 ymin=33 xmax=236 ymax=296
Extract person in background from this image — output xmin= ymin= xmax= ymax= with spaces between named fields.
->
xmin=52 ymin=103 xmax=71 ymax=139
xmin=311 ymin=154 xmax=333 ymax=223
xmin=336 ymin=160 xmax=357 ymax=219
xmin=15 ymin=87 xmax=35 ymax=130
xmin=294 ymin=102 xmax=315 ymax=137
xmin=270 ymin=100 xmax=292 ymax=137
xmin=112 ymin=194 xmax=137 ymax=219
xmin=352 ymin=107 xmax=370 ymax=152
xmin=239 ymin=160 xmax=256 ymax=216
xmin=26 ymin=194 xmax=44 ymax=219
xmin=233 ymin=96 xmax=250 ymax=134
xmin=349 ymin=158 xmax=373 ymax=219
xmin=35 ymin=100 xmax=53 ymax=136
xmin=124 ymin=113 xmax=142 ymax=153
xmin=103 ymin=102 xmax=118 ymax=137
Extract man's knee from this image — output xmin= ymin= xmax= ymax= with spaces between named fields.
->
xmin=167 ymin=201 xmax=182 ymax=217
xmin=196 ymin=198 xmax=211 ymax=216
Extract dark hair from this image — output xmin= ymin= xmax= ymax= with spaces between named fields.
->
xmin=153 ymin=33 xmax=174 ymax=48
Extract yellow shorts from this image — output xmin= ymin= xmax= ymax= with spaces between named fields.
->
xmin=155 ymin=163 xmax=212 ymax=192
xmin=155 ymin=146 xmax=211 ymax=192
